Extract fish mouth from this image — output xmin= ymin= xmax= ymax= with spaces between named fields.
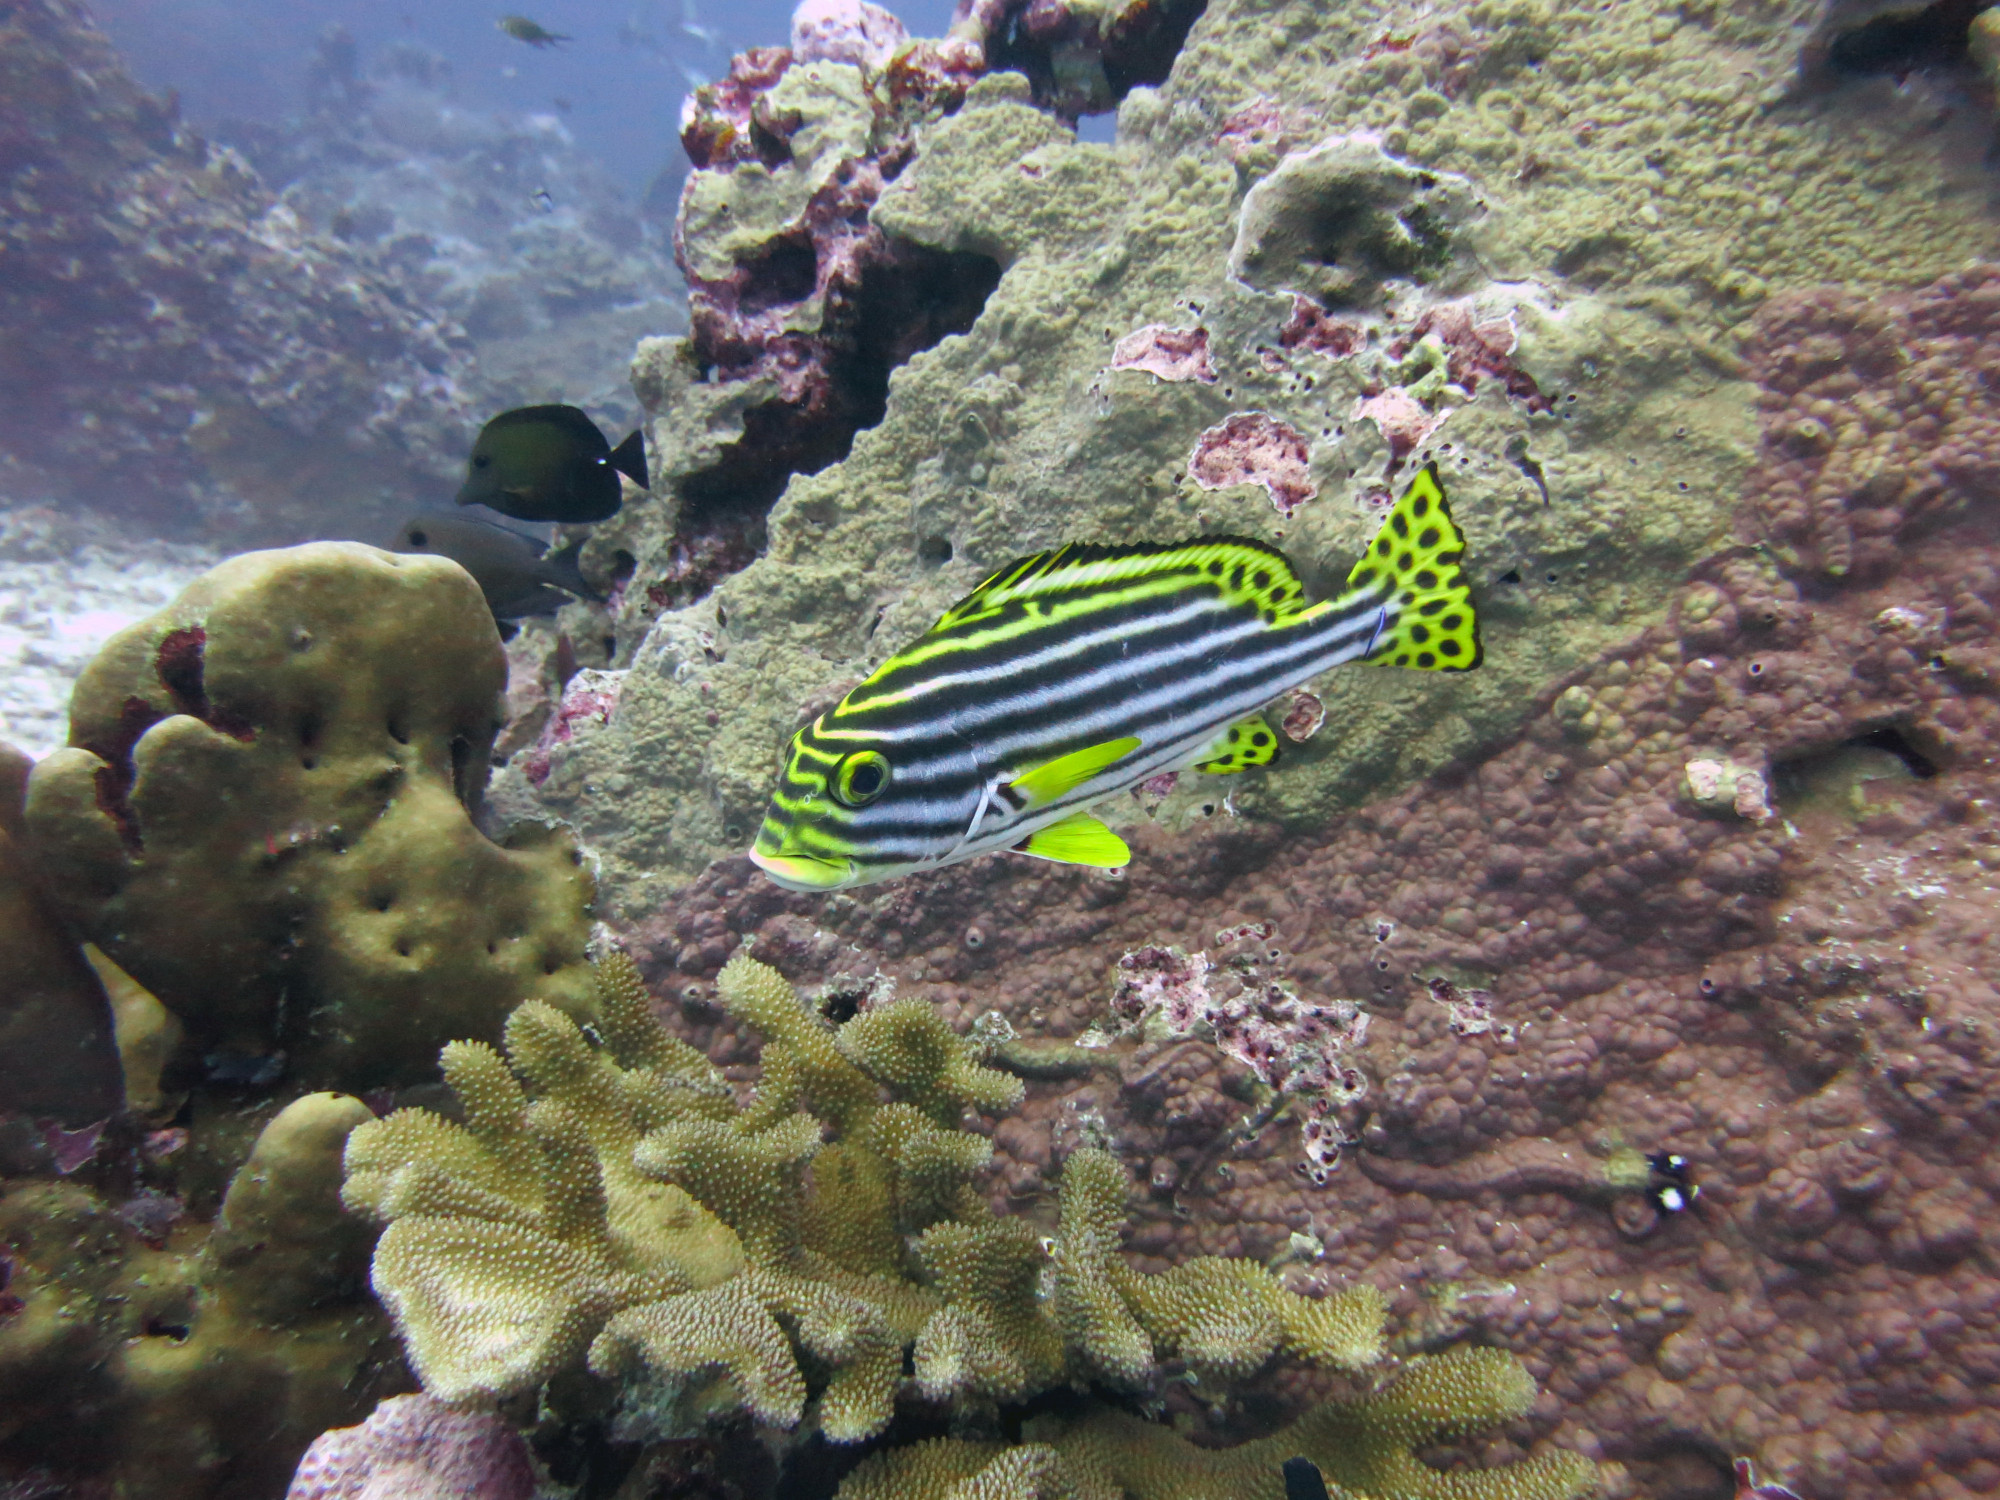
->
xmin=748 ymin=845 xmax=856 ymax=891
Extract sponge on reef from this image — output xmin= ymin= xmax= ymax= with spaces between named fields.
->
xmin=344 ymin=952 xmax=1395 ymax=1441
xmin=21 ymin=542 xmax=596 ymax=1090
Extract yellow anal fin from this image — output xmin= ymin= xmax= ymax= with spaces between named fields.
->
xmin=1193 ymin=716 xmax=1280 ymax=774
xmin=1016 ymin=812 xmax=1131 ymax=869
xmin=1340 ymin=462 xmax=1483 ymax=672
xmin=1009 ymin=735 xmax=1140 ymax=808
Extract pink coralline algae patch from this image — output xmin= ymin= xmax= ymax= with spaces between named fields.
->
xmin=1188 ymin=412 xmax=1317 ymax=516
xmin=1279 ymin=295 xmax=1366 ymax=360
xmin=520 ymin=668 xmax=623 ymax=787
xmin=1214 ymin=99 xmax=1320 ymax=164
xmin=1278 ymin=688 xmax=1325 ymax=743
xmin=1354 ymin=386 xmax=1444 ymax=465
xmin=791 ymin=0 xmax=908 ymax=68
xmin=1394 ymin=299 xmax=1550 ymax=411
xmin=286 ymin=1393 xmax=534 ymax=1500
xmin=1108 ymin=324 xmax=1215 ymax=384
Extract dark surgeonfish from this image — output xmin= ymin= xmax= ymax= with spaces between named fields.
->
xmin=1283 ymin=1457 xmax=1332 ymax=1500
xmin=456 ymin=404 xmax=647 ymax=523
xmin=498 ymin=14 xmax=571 ymax=46
xmin=392 ymin=512 xmax=601 ymax=619
xmin=749 ymin=463 xmax=1482 ymax=892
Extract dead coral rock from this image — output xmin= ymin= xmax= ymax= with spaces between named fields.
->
xmin=286 ymin=1392 xmax=535 ymax=1500
xmin=23 ymin=543 xmax=596 ymax=1093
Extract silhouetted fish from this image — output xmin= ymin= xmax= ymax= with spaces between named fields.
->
xmin=1283 ymin=1457 xmax=1331 ymax=1500
xmin=498 ymin=15 xmax=571 ymax=46
xmin=455 ymin=404 xmax=647 ymax=523
xmin=393 ymin=512 xmax=600 ymax=619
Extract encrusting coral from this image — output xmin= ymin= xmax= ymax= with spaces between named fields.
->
xmin=22 ymin=541 xmax=597 ymax=1092
xmin=343 ymin=951 xmax=1396 ymax=1442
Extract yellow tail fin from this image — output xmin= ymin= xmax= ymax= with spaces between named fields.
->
xmin=1342 ymin=463 xmax=1481 ymax=671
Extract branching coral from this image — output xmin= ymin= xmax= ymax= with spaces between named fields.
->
xmin=837 ymin=1347 xmax=1596 ymax=1500
xmin=345 ymin=951 xmax=1390 ymax=1439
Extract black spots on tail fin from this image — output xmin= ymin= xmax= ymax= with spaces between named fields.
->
xmin=1349 ymin=462 xmax=1482 ymax=672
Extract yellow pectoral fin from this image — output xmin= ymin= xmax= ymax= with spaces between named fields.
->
xmin=1193 ymin=716 xmax=1281 ymax=774
xmin=1009 ymin=736 xmax=1141 ymax=808
xmin=1016 ymin=812 xmax=1131 ymax=869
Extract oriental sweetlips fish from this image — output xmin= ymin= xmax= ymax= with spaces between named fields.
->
xmin=749 ymin=463 xmax=1480 ymax=891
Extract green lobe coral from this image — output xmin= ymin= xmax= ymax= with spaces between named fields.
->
xmin=22 ymin=542 xmax=596 ymax=1090
xmin=344 ymin=952 xmax=1392 ymax=1439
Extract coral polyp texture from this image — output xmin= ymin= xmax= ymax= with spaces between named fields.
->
xmin=344 ymin=951 xmax=1405 ymax=1446
xmin=21 ymin=542 xmax=596 ymax=1092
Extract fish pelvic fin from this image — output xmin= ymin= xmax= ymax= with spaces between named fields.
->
xmin=1016 ymin=811 xmax=1131 ymax=869
xmin=540 ymin=537 xmax=605 ymax=603
xmin=1194 ymin=715 xmax=1280 ymax=774
xmin=1340 ymin=461 xmax=1482 ymax=672
xmin=1010 ymin=735 xmax=1141 ymax=807
xmin=609 ymin=428 xmax=649 ymax=490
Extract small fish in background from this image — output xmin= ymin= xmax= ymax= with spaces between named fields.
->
xmin=392 ymin=513 xmax=602 ymax=623
xmin=532 ymin=187 xmax=556 ymax=213
xmin=455 ymin=404 xmax=648 ymax=523
xmin=551 ymin=96 xmax=573 ymax=112
xmin=750 ymin=463 xmax=1481 ymax=891
xmin=1283 ymin=1457 xmax=1331 ymax=1500
xmin=498 ymin=14 xmax=572 ymax=46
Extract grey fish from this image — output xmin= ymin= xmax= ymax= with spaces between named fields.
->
xmin=455 ymin=403 xmax=647 ymax=523
xmin=392 ymin=513 xmax=601 ymax=619
xmin=498 ymin=15 xmax=571 ymax=46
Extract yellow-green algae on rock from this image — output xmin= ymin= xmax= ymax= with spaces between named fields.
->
xmin=22 ymin=541 xmax=597 ymax=1090
xmin=343 ymin=952 xmax=1395 ymax=1439
xmin=505 ymin=0 xmax=2000 ymax=908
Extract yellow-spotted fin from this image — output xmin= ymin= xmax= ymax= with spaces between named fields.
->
xmin=1010 ymin=736 xmax=1141 ymax=807
xmin=1194 ymin=716 xmax=1280 ymax=774
xmin=1017 ymin=811 xmax=1131 ymax=869
xmin=1343 ymin=462 xmax=1481 ymax=671
xmin=936 ymin=536 xmax=1312 ymax=633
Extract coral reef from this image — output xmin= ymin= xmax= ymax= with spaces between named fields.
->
xmin=0 ymin=1093 xmax=401 ymax=1498
xmin=837 ymin=1346 xmax=1592 ymax=1500
xmin=344 ymin=951 xmax=1393 ymax=1443
xmin=22 ymin=542 xmax=596 ymax=1092
xmin=617 ymin=250 xmax=2000 ymax=1495
xmin=0 ymin=0 xmax=476 ymax=543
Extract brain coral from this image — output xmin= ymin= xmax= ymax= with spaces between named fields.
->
xmin=344 ymin=951 xmax=1395 ymax=1445
xmin=22 ymin=542 xmax=596 ymax=1093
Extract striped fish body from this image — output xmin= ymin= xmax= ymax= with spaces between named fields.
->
xmin=749 ymin=464 xmax=1480 ymax=891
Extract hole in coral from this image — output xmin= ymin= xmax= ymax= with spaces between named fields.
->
xmin=1825 ymin=0 xmax=1986 ymax=75
xmin=387 ymin=717 xmax=409 ymax=745
xmin=394 ymin=938 xmax=413 ymax=958
xmin=144 ymin=1316 xmax=192 ymax=1342
xmin=918 ymin=535 xmax=953 ymax=565
xmin=739 ymin=233 xmax=818 ymax=314
xmin=1849 ymin=723 xmax=1940 ymax=779
xmin=370 ymin=891 xmax=396 ymax=912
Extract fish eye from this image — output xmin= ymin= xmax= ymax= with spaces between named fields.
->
xmin=833 ymin=751 xmax=891 ymax=807
xmin=473 ymin=455 xmax=491 ymax=469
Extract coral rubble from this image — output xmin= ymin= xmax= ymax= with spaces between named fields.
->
xmin=22 ymin=542 xmax=596 ymax=1092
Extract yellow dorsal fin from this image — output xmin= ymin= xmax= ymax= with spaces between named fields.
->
xmin=1009 ymin=736 xmax=1140 ymax=807
xmin=937 ymin=537 xmax=1310 ymax=631
xmin=1339 ymin=462 xmax=1482 ymax=672
xmin=1193 ymin=716 xmax=1281 ymax=774
xmin=1016 ymin=812 xmax=1131 ymax=869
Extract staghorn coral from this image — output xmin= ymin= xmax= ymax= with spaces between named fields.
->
xmin=343 ymin=952 xmax=1388 ymax=1440
xmin=837 ymin=1347 xmax=1593 ymax=1500
xmin=22 ymin=542 xmax=596 ymax=1092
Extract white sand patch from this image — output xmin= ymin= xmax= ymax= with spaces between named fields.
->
xmin=0 ymin=505 xmax=219 ymax=760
